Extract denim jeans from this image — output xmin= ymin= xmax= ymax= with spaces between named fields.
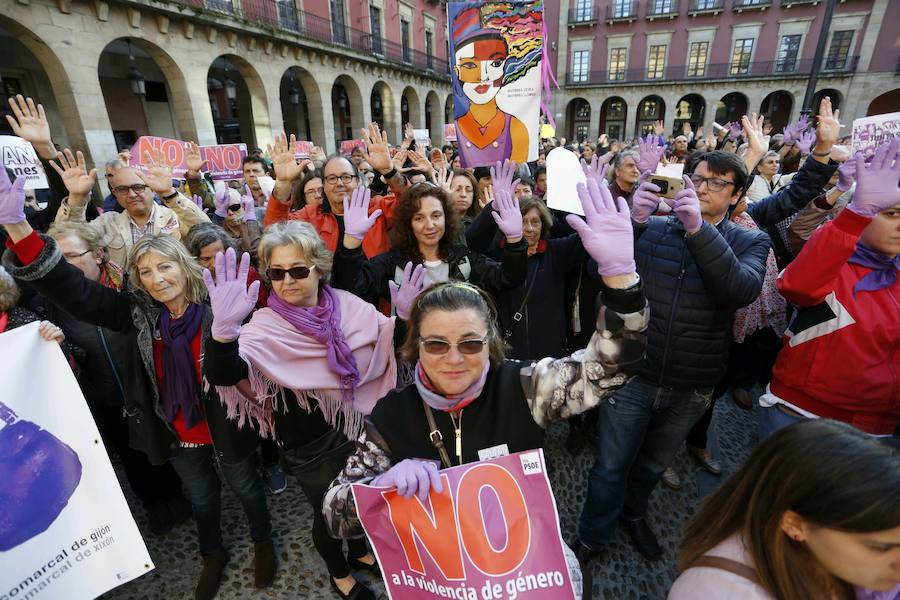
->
xmin=578 ymin=376 xmax=712 ymax=548
xmin=169 ymin=446 xmax=272 ymax=555
xmin=757 ymin=404 xmax=807 ymax=441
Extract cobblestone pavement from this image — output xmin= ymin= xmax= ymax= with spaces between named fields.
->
xmin=100 ymin=392 xmax=757 ymax=600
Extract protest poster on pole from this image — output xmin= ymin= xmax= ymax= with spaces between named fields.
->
xmin=413 ymin=129 xmax=432 ymax=150
xmin=129 ymin=136 xmax=247 ymax=180
xmin=0 ymin=323 xmax=154 ymax=600
xmin=851 ymin=112 xmax=900 ymax=157
xmin=0 ymin=135 xmax=49 ymax=190
xmin=293 ymin=140 xmax=315 ymax=159
xmin=340 ymin=140 xmax=367 ymax=157
xmin=353 ymin=449 xmax=577 ymax=600
xmin=448 ymin=1 xmax=544 ymax=167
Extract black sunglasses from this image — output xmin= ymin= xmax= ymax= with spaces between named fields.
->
xmin=419 ymin=337 xmax=487 ymax=355
xmin=266 ymin=265 xmax=315 ymax=281
xmin=227 ymin=203 xmax=242 ymax=212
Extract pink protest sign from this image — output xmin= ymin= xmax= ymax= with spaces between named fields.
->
xmin=294 ymin=141 xmax=314 ymax=159
xmin=129 ymin=136 xmax=247 ymax=181
xmin=352 ymin=450 xmax=576 ymax=600
xmin=340 ymin=140 xmax=366 ymax=156
xmin=444 ymin=124 xmax=457 ymax=143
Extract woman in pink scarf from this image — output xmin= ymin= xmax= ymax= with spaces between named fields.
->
xmin=203 ymin=221 xmax=407 ymax=600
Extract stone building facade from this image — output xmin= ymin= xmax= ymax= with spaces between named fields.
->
xmin=0 ymin=0 xmax=452 ymax=173
xmin=548 ymin=0 xmax=900 ymax=141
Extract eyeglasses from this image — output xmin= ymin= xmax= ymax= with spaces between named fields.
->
xmin=419 ymin=337 xmax=487 ymax=355
xmin=63 ymin=249 xmax=92 ymax=260
xmin=324 ymin=174 xmax=358 ymax=185
xmin=227 ymin=204 xmax=242 ymax=212
xmin=304 ymin=187 xmax=324 ymax=198
xmin=266 ymin=265 xmax=315 ymax=281
xmin=111 ymin=184 xmax=148 ymax=196
xmin=689 ymin=174 xmax=735 ymax=193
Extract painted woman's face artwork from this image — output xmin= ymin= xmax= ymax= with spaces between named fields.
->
xmin=455 ymin=38 xmax=507 ymax=105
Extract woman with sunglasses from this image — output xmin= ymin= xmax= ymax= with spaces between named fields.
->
xmin=321 ymin=179 xmax=649 ymax=597
xmin=332 ymin=182 xmax=527 ymax=314
xmin=211 ymin=185 xmax=261 ymax=264
xmin=1 ymin=172 xmax=275 ymax=600
xmin=202 ymin=220 xmax=421 ymax=600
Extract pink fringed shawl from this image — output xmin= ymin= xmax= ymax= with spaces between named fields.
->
xmin=216 ymin=289 xmax=398 ymax=440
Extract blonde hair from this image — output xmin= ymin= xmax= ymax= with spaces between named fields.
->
xmin=258 ymin=221 xmax=333 ymax=284
xmin=47 ymin=222 xmax=111 ymax=264
xmin=127 ymin=235 xmax=208 ymax=304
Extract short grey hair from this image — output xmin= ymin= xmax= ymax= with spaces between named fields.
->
xmin=607 ymin=150 xmax=640 ymax=181
xmin=183 ymin=222 xmax=236 ymax=258
xmin=0 ymin=265 xmax=20 ymax=313
xmin=258 ymin=221 xmax=333 ymax=284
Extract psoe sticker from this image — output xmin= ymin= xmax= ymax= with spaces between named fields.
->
xmin=520 ymin=451 xmax=542 ymax=476
xmin=478 ymin=443 xmax=509 ymax=461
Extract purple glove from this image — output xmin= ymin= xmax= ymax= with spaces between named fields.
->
xmin=636 ymin=135 xmax=664 ymax=174
xmin=202 ymin=247 xmax=260 ymax=341
xmin=213 ymin=187 xmax=230 ymax=219
xmin=728 ymin=122 xmax=744 ymax=142
xmin=631 ymin=177 xmax=662 ymax=224
xmin=191 ymin=194 xmax=204 ymax=209
xmin=835 ymin=157 xmax=856 ymax=192
xmin=372 ymin=459 xmax=444 ymax=502
xmin=782 ymin=115 xmax=809 ymax=145
xmin=565 ymin=179 xmax=635 ymax=277
xmin=795 ymin=130 xmax=816 ymax=155
xmin=672 ymin=176 xmax=703 ymax=234
xmin=389 ymin=262 xmax=429 ymax=320
xmin=847 ymin=138 xmax=900 ymax=217
xmin=489 ymin=159 xmax=520 ymax=200
xmin=342 ymin=186 xmax=382 ymax=240
xmin=491 ymin=189 xmax=523 ymax=239
xmin=241 ymin=185 xmax=257 ymax=222
xmin=580 ymin=152 xmax=613 ymax=187
xmin=0 ymin=167 xmax=26 ymax=225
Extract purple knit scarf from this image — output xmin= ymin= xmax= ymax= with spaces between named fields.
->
xmin=158 ymin=302 xmax=204 ymax=428
xmin=267 ymin=285 xmax=360 ymax=402
xmin=848 ymin=242 xmax=899 ymax=296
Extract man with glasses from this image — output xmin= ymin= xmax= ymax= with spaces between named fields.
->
xmin=577 ymin=105 xmax=841 ymax=563
xmin=55 ymin=149 xmax=209 ymax=267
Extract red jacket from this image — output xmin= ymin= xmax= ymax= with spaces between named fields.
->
xmin=771 ymin=209 xmax=900 ymax=434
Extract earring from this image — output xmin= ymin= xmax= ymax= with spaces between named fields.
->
xmin=793 ymin=534 xmax=802 ymax=542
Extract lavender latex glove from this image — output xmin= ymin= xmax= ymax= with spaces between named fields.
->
xmin=847 ymin=138 xmax=900 ymax=217
xmin=372 ymin=459 xmax=443 ymax=502
xmin=389 ymin=262 xmax=429 ymax=320
xmin=191 ymin=194 xmax=204 ymax=209
xmin=213 ymin=187 xmax=230 ymax=219
xmin=0 ymin=167 xmax=26 ymax=225
xmin=490 ymin=189 xmax=523 ymax=239
xmin=636 ymin=135 xmax=664 ymax=174
xmin=728 ymin=122 xmax=744 ymax=142
xmin=835 ymin=158 xmax=857 ymax=192
xmin=631 ymin=177 xmax=662 ymax=224
xmin=489 ymin=159 xmax=520 ymax=200
xmin=342 ymin=186 xmax=382 ymax=240
xmin=241 ymin=184 xmax=257 ymax=222
xmin=795 ymin=130 xmax=816 ymax=155
xmin=782 ymin=115 xmax=809 ymax=145
xmin=202 ymin=247 xmax=260 ymax=341
xmin=672 ymin=175 xmax=703 ymax=234
xmin=565 ymin=178 xmax=635 ymax=277
xmin=580 ymin=152 xmax=613 ymax=187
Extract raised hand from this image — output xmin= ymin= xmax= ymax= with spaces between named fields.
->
xmin=814 ymin=96 xmax=841 ymax=150
xmin=202 ymin=247 xmax=260 ymax=342
xmin=311 ymin=145 xmax=326 ymax=162
xmin=490 ymin=159 xmax=520 ymax=200
xmin=565 ymin=178 xmax=635 ymax=277
xmin=360 ymin=122 xmax=391 ymax=174
xmin=741 ymin=113 xmax=770 ymax=156
xmin=631 ymin=177 xmax=662 ymax=224
xmin=342 ymin=186 xmax=382 ymax=240
xmin=728 ymin=121 xmax=744 ymax=142
xmin=672 ymin=176 xmax=703 ymax=234
xmin=185 ymin=141 xmax=207 ymax=177
xmin=5 ymin=95 xmax=53 ymax=157
xmin=0 ymin=167 xmax=27 ymax=226
xmin=267 ymin=132 xmax=304 ymax=183
xmin=848 ymin=138 xmax=900 ymax=217
xmin=139 ymin=148 xmax=177 ymax=196
xmin=407 ymin=150 xmax=433 ymax=177
xmin=637 ymin=135 xmax=664 ymax=174
xmin=191 ymin=194 xmax=204 ymax=210
xmin=389 ymin=262 xmax=429 ymax=320
xmin=436 ymin=163 xmax=453 ymax=194
xmin=490 ymin=189 xmax=523 ymax=241
xmin=372 ymin=459 xmax=443 ymax=502
xmin=213 ymin=187 xmax=231 ymax=218
xmin=795 ymin=130 xmax=816 ymax=155
xmin=480 ymin=184 xmax=493 ymax=210
xmin=836 ymin=157 xmax=857 ymax=192
xmin=581 ymin=152 xmax=613 ymax=187
xmin=241 ymin=184 xmax=257 ymax=221
xmin=782 ymin=115 xmax=809 ymax=146
xmin=653 ymin=120 xmax=665 ymax=136
xmin=49 ymin=149 xmax=97 ymax=199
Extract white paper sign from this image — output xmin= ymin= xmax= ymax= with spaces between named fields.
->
xmin=656 ymin=163 xmax=684 ymax=178
xmin=851 ymin=112 xmax=900 ymax=157
xmin=0 ymin=135 xmax=49 ymax=190
xmin=413 ymin=129 xmax=431 ymax=150
xmin=0 ymin=323 xmax=154 ymax=600
xmin=546 ymin=147 xmax=587 ymax=216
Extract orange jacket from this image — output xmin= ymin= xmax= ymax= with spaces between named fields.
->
xmin=264 ymin=193 xmax=398 ymax=258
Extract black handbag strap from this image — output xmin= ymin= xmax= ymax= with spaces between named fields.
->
xmin=421 ymin=399 xmax=453 ymax=469
xmin=505 ymin=255 xmax=542 ymax=340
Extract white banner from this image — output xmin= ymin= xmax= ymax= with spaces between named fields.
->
xmin=0 ymin=323 xmax=154 ymax=600
xmin=0 ymin=135 xmax=49 ymax=190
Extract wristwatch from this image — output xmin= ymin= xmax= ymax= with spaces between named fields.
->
xmin=162 ymin=190 xmax=179 ymax=201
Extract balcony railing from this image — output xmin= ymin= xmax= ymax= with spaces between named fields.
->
xmin=565 ymin=56 xmax=860 ymax=85
xmin=177 ymin=0 xmax=449 ymax=75
xmin=606 ymin=1 xmax=638 ymax=21
xmin=780 ymin=0 xmax=819 ymax=6
xmin=733 ymin=0 xmax=773 ymax=10
xmin=687 ymin=0 xmax=725 ymax=13
xmin=647 ymin=0 xmax=680 ymax=18
xmin=568 ymin=5 xmax=600 ymax=24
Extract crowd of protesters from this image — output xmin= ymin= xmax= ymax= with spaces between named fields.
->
xmin=0 ymin=90 xmax=897 ymax=600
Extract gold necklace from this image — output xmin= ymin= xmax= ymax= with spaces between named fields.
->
xmin=448 ymin=409 xmax=463 ymax=465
